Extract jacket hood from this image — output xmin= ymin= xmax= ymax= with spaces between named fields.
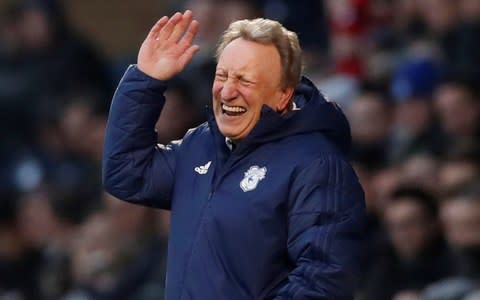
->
xmin=208 ymin=76 xmax=352 ymax=155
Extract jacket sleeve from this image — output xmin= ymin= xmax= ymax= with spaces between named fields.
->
xmin=102 ymin=65 xmax=178 ymax=209
xmin=275 ymin=155 xmax=366 ymax=299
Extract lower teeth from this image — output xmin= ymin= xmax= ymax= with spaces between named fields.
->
xmin=224 ymin=110 xmax=243 ymax=116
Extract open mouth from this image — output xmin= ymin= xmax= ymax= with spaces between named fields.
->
xmin=222 ymin=104 xmax=247 ymax=116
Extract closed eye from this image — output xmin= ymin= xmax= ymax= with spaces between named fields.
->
xmin=239 ymin=77 xmax=254 ymax=86
xmin=215 ymin=73 xmax=227 ymax=81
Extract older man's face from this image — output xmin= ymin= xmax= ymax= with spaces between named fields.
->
xmin=212 ymin=38 xmax=292 ymax=141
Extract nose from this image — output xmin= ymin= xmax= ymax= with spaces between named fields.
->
xmin=220 ymin=78 xmax=238 ymax=101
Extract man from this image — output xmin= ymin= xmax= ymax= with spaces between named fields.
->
xmin=440 ymin=186 xmax=480 ymax=278
xmin=434 ymin=79 xmax=480 ymax=145
xmin=360 ymin=187 xmax=453 ymax=300
xmin=103 ymin=10 xmax=366 ymax=299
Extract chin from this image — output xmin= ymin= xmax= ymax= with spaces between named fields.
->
xmin=218 ymin=126 xmax=241 ymax=140
xmin=219 ymin=123 xmax=251 ymax=140
xmin=215 ymin=112 xmax=256 ymax=140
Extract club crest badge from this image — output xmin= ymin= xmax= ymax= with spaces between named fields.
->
xmin=240 ymin=165 xmax=267 ymax=192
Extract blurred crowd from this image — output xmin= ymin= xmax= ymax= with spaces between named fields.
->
xmin=0 ymin=0 xmax=479 ymax=299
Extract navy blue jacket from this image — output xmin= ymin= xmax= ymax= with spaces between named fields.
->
xmin=103 ymin=65 xmax=366 ymax=300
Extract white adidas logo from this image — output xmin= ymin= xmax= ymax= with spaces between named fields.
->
xmin=194 ymin=161 xmax=212 ymax=175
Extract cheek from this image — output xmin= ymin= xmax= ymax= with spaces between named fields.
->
xmin=212 ymin=82 xmax=222 ymax=97
xmin=264 ymin=93 xmax=281 ymax=109
xmin=239 ymin=89 xmax=260 ymax=108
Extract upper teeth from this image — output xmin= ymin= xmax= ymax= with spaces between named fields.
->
xmin=222 ymin=104 xmax=246 ymax=113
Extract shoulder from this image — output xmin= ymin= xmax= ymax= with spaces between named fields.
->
xmin=174 ymin=121 xmax=212 ymax=148
xmin=183 ymin=122 xmax=211 ymax=140
xmin=294 ymin=154 xmax=359 ymax=187
xmin=261 ymin=132 xmax=358 ymax=189
xmin=271 ymin=132 xmax=348 ymax=167
xmin=278 ymin=133 xmax=359 ymax=189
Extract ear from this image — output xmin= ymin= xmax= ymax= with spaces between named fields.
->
xmin=276 ymin=86 xmax=295 ymax=112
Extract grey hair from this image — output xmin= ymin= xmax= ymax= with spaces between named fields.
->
xmin=215 ymin=18 xmax=303 ymax=90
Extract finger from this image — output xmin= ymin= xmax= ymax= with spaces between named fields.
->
xmin=178 ymin=20 xmax=200 ymax=51
xmin=178 ymin=44 xmax=200 ymax=68
xmin=158 ymin=12 xmax=182 ymax=41
xmin=168 ymin=10 xmax=193 ymax=43
xmin=147 ymin=16 xmax=169 ymax=41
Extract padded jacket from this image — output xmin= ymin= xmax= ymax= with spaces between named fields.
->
xmin=103 ymin=65 xmax=366 ymax=300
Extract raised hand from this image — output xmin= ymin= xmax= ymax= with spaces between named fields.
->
xmin=137 ymin=10 xmax=200 ymax=80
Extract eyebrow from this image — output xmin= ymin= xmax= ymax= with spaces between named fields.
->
xmin=215 ymin=68 xmax=257 ymax=83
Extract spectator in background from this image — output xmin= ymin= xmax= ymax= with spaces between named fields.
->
xmin=28 ymin=89 xmax=106 ymax=190
xmin=0 ymin=2 xmax=22 ymax=58
xmin=17 ymin=0 xmax=111 ymax=96
xmin=430 ymin=0 xmax=480 ymax=82
xmin=434 ymin=79 xmax=480 ymax=146
xmin=54 ymin=90 xmax=109 ymax=164
xmin=66 ymin=194 xmax=167 ymax=300
xmin=0 ymin=87 xmax=105 ymax=200
xmin=400 ymin=153 xmax=439 ymax=195
xmin=16 ymin=188 xmax=57 ymax=250
xmin=348 ymin=90 xmax=392 ymax=252
xmin=348 ymin=89 xmax=392 ymax=170
xmin=0 ymin=190 xmax=43 ymax=300
xmin=0 ymin=2 xmax=29 ymax=145
xmin=389 ymin=57 xmax=445 ymax=162
xmin=0 ymin=0 xmax=111 ymax=144
xmin=391 ymin=0 xmax=428 ymax=42
xmin=440 ymin=186 xmax=480 ymax=279
xmin=261 ymin=0 xmax=329 ymax=71
xmin=360 ymin=187 xmax=454 ymax=300
xmin=422 ymin=186 xmax=480 ymax=300
xmin=362 ymin=0 xmax=398 ymax=90
xmin=439 ymin=143 xmax=480 ymax=195
xmin=459 ymin=0 xmax=480 ymax=22
xmin=358 ymin=164 xmax=404 ymax=276
xmin=420 ymin=0 xmax=459 ymax=37
xmin=16 ymin=185 xmax=96 ymax=299
xmin=367 ymin=165 xmax=402 ymax=213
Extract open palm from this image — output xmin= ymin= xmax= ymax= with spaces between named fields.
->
xmin=138 ymin=10 xmax=200 ymax=81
